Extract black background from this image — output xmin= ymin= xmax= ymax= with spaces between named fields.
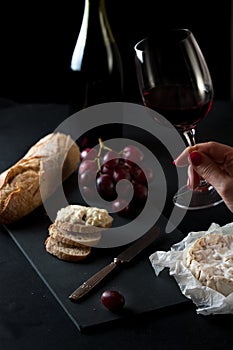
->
xmin=0 ymin=0 xmax=231 ymax=104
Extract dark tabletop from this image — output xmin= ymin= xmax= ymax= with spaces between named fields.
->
xmin=0 ymin=101 xmax=233 ymax=350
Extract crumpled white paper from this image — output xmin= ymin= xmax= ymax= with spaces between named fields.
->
xmin=149 ymin=222 xmax=233 ymax=315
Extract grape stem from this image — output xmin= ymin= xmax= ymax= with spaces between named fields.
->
xmin=98 ymin=138 xmax=112 ymax=154
xmin=96 ymin=138 xmax=112 ymax=173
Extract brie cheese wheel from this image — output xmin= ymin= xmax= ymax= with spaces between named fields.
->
xmin=184 ymin=233 xmax=233 ymax=296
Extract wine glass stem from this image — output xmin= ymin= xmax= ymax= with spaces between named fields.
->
xmin=183 ymin=128 xmax=209 ymax=190
xmin=183 ymin=128 xmax=196 ymax=147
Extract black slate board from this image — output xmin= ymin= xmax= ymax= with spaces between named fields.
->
xmin=0 ymin=103 xmax=189 ymax=331
xmin=5 ymin=207 xmax=189 ymax=332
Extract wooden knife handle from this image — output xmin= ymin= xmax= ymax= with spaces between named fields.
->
xmin=69 ymin=258 xmax=122 ymax=302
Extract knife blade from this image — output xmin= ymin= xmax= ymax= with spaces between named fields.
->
xmin=69 ymin=226 xmax=160 ymax=302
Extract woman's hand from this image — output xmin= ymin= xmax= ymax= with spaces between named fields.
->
xmin=173 ymin=141 xmax=233 ymax=213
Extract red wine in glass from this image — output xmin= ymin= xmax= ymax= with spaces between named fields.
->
xmin=143 ymin=85 xmax=213 ymax=131
xmin=134 ymin=28 xmax=223 ymax=210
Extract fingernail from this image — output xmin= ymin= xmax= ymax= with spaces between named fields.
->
xmin=189 ymin=151 xmax=202 ymax=166
xmin=172 ymin=159 xmax=176 ymax=165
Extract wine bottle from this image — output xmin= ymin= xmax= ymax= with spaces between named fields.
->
xmin=70 ymin=0 xmax=124 ymax=112
xmin=69 ymin=0 xmax=124 ymax=149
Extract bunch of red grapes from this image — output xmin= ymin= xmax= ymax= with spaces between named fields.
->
xmin=78 ymin=140 xmax=154 ymax=217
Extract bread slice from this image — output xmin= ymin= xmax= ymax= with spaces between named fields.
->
xmin=45 ymin=236 xmax=91 ymax=262
xmin=184 ymin=233 xmax=233 ymax=296
xmin=49 ymin=223 xmax=101 ymax=247
xmin=54 ymin=204 xmax=113 ymax=233
xmin=45 ymin=205 xmax=113 ymax=261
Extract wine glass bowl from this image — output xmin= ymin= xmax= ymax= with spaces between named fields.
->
xmin=134 ymin=28 xmax=223 ymax=210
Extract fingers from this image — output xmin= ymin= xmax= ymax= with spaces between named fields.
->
xmin=173 ymin=146 xmax=193 ymax=167
xmin=189 ymin=150 xmax=231 ymax=197
xmin=174 ymin=141 xmax=233 ymax=167
xmin=187 ymin=165 xmax=200 ymax=189
xmin=190 ymin=150 xmax=233 ymax=212
xmin=192 ymin=142 xmax=233 ymax=164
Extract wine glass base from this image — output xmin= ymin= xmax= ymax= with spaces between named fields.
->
xmin=173 ymin=185 xmax=224 ymax=210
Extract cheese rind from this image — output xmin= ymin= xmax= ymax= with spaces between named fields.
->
xmin=184 ymin=233 xmax=233 ymax=296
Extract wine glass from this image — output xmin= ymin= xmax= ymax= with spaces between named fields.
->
xmin=134 ymin=28 xmax=223 ymax=210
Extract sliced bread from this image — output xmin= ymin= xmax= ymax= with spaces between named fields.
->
xmin=54 ymin=204 xmax=113 ymax=233
xmin=45 ymin=204 xmax=113 ymax=262
xmin=48 ymin=223 xmax=101 ymax=247
xmin=45 ymin=236 xmax=91 ymax=262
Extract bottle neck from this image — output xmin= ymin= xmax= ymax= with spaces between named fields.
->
xmin=71 ymin=0 xmax=115 ymax=71
xmin=86 ymin=0 xmax=102 ymax=27
xmin=86 ymin=0 xmax=113 ymax=41
xmin=84 ymin=0 xmax=106 ymax=17
xmin=86 ymin=0 xmax=102 ymax=10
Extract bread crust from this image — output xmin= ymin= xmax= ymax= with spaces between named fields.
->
xmin=45 ymin=236 xmax=91 ymax=262
xmin=0 ymin=133 xmax=80 ymax=224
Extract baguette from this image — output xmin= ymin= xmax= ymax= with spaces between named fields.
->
xmin=45 ymin=236 xmax=91 ymax=262
xmin=0 ymin=132 xmax=80 ymax=225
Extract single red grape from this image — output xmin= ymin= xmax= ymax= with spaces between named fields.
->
xmin=80 ymin=148 xmax=91 ymax=160
xmin=101 ymin=164 xmax=115 ymax=176
xmin=113 ymin=166 xmax=131 ymax=183
xmin=115 ymin=179 xmax=132 ymax=196
xmin=81 ymin=185 xmax=95 ymax=198
xmin=112 ymin=198 xmax=131 ymax=216
xmin=132 ymin=167 xmax=147 ymax=185
xmin=133 ymin=183 xmax=148 ymax=203
xmin=144 ymin=167 xmax=154 ymax=183
xmin=122 ymin=145 xmax=144 ymax=164
xmin=79 ymin=169 xmax=97 ymax=186
xmin=96 ymin=174 xmax=116 ymax=200
xmin=102 ymin=150 xmax=120 ymax=168
xmin=101 ymin=290 xmax=125 ymax=312
xmin=80 ymin=147 xmax=98 ymax=160
xmin=79 ymin=160 xmax=97 ymax=175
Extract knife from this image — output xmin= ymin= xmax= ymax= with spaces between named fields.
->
xmin=69 ymin=226 xmax=160 ymax=302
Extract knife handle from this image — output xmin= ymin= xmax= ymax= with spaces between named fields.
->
xmin=69 ymin=258 xmax=122 ymax=302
